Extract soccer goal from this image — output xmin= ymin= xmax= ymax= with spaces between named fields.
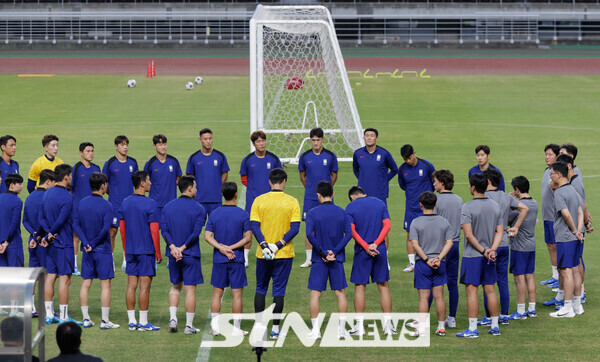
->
xmin=250 ymin=5 xmax=365 ymax=164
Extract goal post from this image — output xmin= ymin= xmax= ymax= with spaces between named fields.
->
xmin=250 ymin=5 xmax=365 ymax=164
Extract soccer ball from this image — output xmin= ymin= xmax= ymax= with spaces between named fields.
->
xmin=195 ymin=76 xmax=203 ymax=85
xmin=186 ymin=82 xmax=194 ymax=90
xmin=127 ymin=79 xmax=136 ymax=88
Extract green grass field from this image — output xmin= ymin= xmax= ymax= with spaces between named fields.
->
xmin=3 ymin=73 xmax=600 ymax=360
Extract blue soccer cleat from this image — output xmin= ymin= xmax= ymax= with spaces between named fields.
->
xmin=488 ymin=327 xmax=501 ymax=336
xmin=543 ymin=297 xmax=561 ymax=306
xmin=500 ymin=316 xmax=509 ymax=325
xmin=138 ymin=323 xmax=160 ymax=331
xmin=270 ymin=331 xmax=281 ymax=339
xmin=45 ymin=316 xmax=60 ymax=325
xmin=128 ymin=323 xmax=138 ymax=331
xmin=59 ymin=317 xmax=83 ymax=326
xmin=527 ymin=310 xmax=537 ymax=318
xmin=477 ymin=317 xmax=491 ymax=326
xmin=508 ymin=312 xmax=528 ymax=320
xmin=540 ymin=277 xmax=558 ymax=285
xmin=547 ymin=281 xmax=559 ymax=288
xmin=456 ymin=329 xmax=479 ymax=338
xmin=581 ymin=292 xmax=586 ymax=304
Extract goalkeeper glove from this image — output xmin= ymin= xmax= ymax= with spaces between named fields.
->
xmin=268 ymin=240 xmax=285 ymax=255
xmin=260 ymin=242 xmax=274 ymax=260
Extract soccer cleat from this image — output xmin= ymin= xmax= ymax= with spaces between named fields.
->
xmin=435 ymin=329 xmax=446 ymax=336
xmin=121 ymin=259 xmax=127 ymax=271
xmin=383 ymin=326 xmax=398 ymax=335
xmin=445 ymin=317 xmax=456 ymax=328
xmin=527 ymin=310 xmax=537 ymax=318
xmin=551 ymin=287 xmax=559 ymax=293
xmin=508 ymin=312 xmax=528 ymax=320
xmin=138 ymin=322 xmax=161 ymax=331
xmin=547 ymin=281 xmax=559 ymax=288
xmin=581 ymin=293 xmax=586 ymax=304
xmin=300 ymin=260 xmax=312 ymax=268
xmin=477 ymin=317 xmax=491 ymax=326
xmin=549 ymin=307 xmax=575 ymax=318
xmin=9 ymin=311 xmax=24 ymax=318
xmin=209 ymin=329 xmax=220 ymax=336
xmin=405 ymin=320 xmax=419 ymax=329
xmin=499 ymin=316 xmax=509 ymax=325
xmin=184 ymin=326 xmax=201 ymax=335
xmin=541 ymin=277 xmax=558 ymax=285
xmin=488 ymin=327 xmax=501 ymax=336
xmin=32 ymin=311 xmax=39 ymax=318
xmin=403 ymin=263 xmax=415 ymax=273
xmin=231 ymin=328 xmax=249 ymax=337
xmin=83 ymin=319 xmax=95 ymax=328
xmin=169 ymin=319 xmax=178 ymax=333
xmin=100 ymin=320 xmax=120 ymax=329
xmin=337 ymin=328 xmax=349 ymax=339
xmin=456 ymin=328 xmax=479 ymax=338
xmin=73 ymin=265 xmax=81 ymax=277
xmin=574 ymin=305 xmax=585 ymax=316
xmin=245 ymin=261 xmax=249 ymax=269
xmin=543 ymin=297 xmax=561 ymax=306
xmin=45 ymin=316 xmax=60 ymax=325
xmin=269 ymin=331 xmax=283 ymax=339
xmin=128 ymin=323 xmax=138 ymax=331
xmin=554 ymin=301 xmax=565 ymax=310
xmin=59 ymin=317 xmax=83 ymax=326
xmin=307 ymin=330 xmax=321 ymax=340
xmin=348 ymin=324 xmax=365 ymax=336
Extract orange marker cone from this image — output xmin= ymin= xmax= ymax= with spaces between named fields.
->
xmin=147 ymin=61 xmax=152 ymax=78
xmin=151 ymin=60 xmax=156 ymax=77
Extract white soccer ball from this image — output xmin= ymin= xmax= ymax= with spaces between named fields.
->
xmin=195 ymin=76 xmax=203 ymax=85
xmin=127 ymin=79 xmax=136 ymax=88
xmin=186 ymin=82 xmax=194 ymax=90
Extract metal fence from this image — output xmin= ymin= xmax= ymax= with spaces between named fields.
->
xmin=1 ymin=10 xmax=600 ymax=44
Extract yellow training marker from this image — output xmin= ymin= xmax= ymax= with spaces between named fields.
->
xmin=17 ymin=74 xmax=55 ymax=77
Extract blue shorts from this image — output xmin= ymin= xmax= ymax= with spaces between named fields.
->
xmin=414 ymin=259 xmax=447 ymax=289
xmin=404 ymin=210 xmax=422 ymax=231
xmin=544 ymin=220 xmax=556 ymax=244
xmin=256 ymin=258 xmax=293 ymax=297
xmin=200 ymin=202 xmax=221 ymax=216
xmin=29 ymin=243 xmax=47 ymax=268
xmin=302 ymin=199 xmax=320 ymax=221
xmin=460 ymin=257 xmax=497 ymax=286
xmin=0 ymin=247 xmax=24 ymax=267
xmin=168 ymin=256 xmax=203 ymax=285
xmin=509 ymin=250 xmax=535 ymax=275
xmin=81 ymin=252 xmax=114 ymax=280
xmin=111 ymin=205 xmax=121 ymax=228
xmin=350 ymin=247 xmax=389 ymax=285
xmin=557 ymin=241 xmax=580 ymax=269
xmin=308 ymin=261 xmax=347 ymax=291
xmin=126 ymin=254 xmax=156 ymax=277
xmin=46 ymin=246 xmax=75 ymax=276
xmin=211 ymin=262 xmax=247 ymax=289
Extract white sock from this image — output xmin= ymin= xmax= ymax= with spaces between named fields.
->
xmin=244 ymin=249 xmax=250 ymax=263
xmin=31 ymin=302 xmax=37 ymax=313
xmin=186 ymin=312 xmax=195 ymax=327
xmin=81 ymin=306 xmax=90 ymax=320
xmin=468 ymin=318 xmax=477 ymax=331
xmin=59 ymin=305 xmax=68 ymax=320
xmin=564 ymin=300 xmax=573 ymax=310
xmin=339 ymin=317 xmax=347 ymax=330
xmin=45 ymin=301 xmax=53 ymax=318
xmin=408 ymin=254 xmax=415 ymax=265
xmin=233 ymin=314 xmax=242 ymax=329
xmin=573 ymin=296 xmax=582 ymax=309
xmin=447 ymin=316 xmax=455 ymax=323
xmin=355 ymin=316 xmax=364 ymax=330
xmin=311 ymin=317 xmax=318 ymax=331
xmin=491 ymin=316 xmax=499 ymax=329
xmin=272 ymin=324 xmax=280 ymax=333
xmin=383 ymin=314 xmax=392 ymax=329
xmin=552 ymin=266 xmax=558 ymax=280
xmin=306 ymin=249 xmax=312 ymax=262
xmin=169 ymin=306 xmax=177 ymax=321
xmin=528 ymin=302 xmax=536 ymax=312
xmin=10 ymin=300 xmax=18 ymax=313
xmin=517 ymin=304 xmax=526 ymax=315
xmin=101 ymin=307 xmax=110 ymax=322
xmin=74 ymin=253 xmax=78 ymax=268
xmin=438 ymin=320 xmax=445 ymax=330
xmin=127 ymin=310 xmax=136 ymax=325
xmin=582 ymin=283 xmax=585 ymax=292
xmin=139 ymin=310 xmax=148 ymax=325
xmin=211 ymin=313 xmax=219 ymax=330
xmin=556 ymin=289 xmax=565 ymax=301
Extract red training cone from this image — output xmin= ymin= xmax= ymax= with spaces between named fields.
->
xmin=151 ymin=60 xmax=156 ymax=77
xmin=147 ymin=61 xmax=152 ymax=78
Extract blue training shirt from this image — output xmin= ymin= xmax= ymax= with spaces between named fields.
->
xmin=0 ymin=159 xmax=19 ymax=194
xmin=102 ymin=156 xmax=139 ymax=209
xmin=74 ymin=194 xmax=113 ymax=253
xmin=161 ymin=196 xmax=206 ymax=258
xmin=0 ymin=192 xmax=23 ymax=249
xmin=186 ymin=149 xmax=229 ymax=203
xmin=239 ymin=151 xmax=282 ymax=213
xmin=205 ymin=204 xmax=250 ymax=264
xmin=305 ymin=201 xmax=352 ymax=263
xmin=468 ymin=164 xmax=505 ymax=192
xmin=144 ymin=155 xmax=182 ymax=208
xmin=23 ymin=188 xmax=46 ymax=240
xmin=398 ymin=158 xmax=435 ymax=214
xmin=120 ymin=194 xmax=159 ymax=255
xmin=298 ymin=148 xmax=338 ymax=201
xmin=71 ymin=161 xmax=102 ymax=207
xmin=345 ymin=196 xmax=390 ymax=254
xmin=352 ymin=146 xmax=398 ymax=200
xmin=40 ymin=185 xmax=73 ymax=248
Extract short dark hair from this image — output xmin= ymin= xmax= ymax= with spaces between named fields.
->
xmin=131 ymin=171 xmax=148 ymax=189
xmin=551 ymin=162 xmax=569 ymax=178
xmin=221 ymin=182 xmax=238 ymax=201
xmin=89 ymin=172 xmax=108 ymax=191
xmin=42 ymin=134 xmax=59 ymax=147
xmin=363 ymin=128 xmax=378 ymax=137
xmin=152 ymin=134 xmax=167 ymax=145
xmin=560 ymin=143 xmax=578 ymax=160
xmin=0 ymin=135 xmax=16 ymax=148
xmin=178 ymin=175 xmax=195 ymax=193
xmin=511 ymin=176 xmax=530 ymax=193
xmin=55 ymin=321 xmax=81 ymax=355
xmin=309 ymin=128 xmax=324 ymax=139
xmin=316 ymin=181 xmax=333 ymax=198
xmin=419 ymin=191 xmax=437 ymax=210
xmin=79 ymin=142 xmax=94 ymax=152
xmin=39 ymin=169 xmax=56 ymax=185
xmin=432 ymin=169 xmax=454 ymax=190
xmin=54 ymin=164 xmax=73 ymax=182
xmin=199 ymin=128 xmax=212 ymax=137
xmin=268 ymin=168 xmax=287 ymax=185
xmin=250 ymin=131 xmax=266 ymax=144
xmin=0 ymin=316 xmax=23 ymax=344
xmin=545 ymin=143 xmax=560 ymax=156
xmin=556 ymin=154 xmax=574 ymax=166
xmin=348 ymin=185 xmax=365 ymax=201
xmin=114 ymin=135 xmax=129 ymax=145
xmin=400 ymin=144 xmax=414 ymax=159
xmin=482 ymin=169 xmax=502 ymax=188
xmin=469 ymin=173 xmax=488 ymax=194
xmin=4 ymin=173 xmax=23 ymax=188
xmin=475 ymin=145 xmax=490 ymax=155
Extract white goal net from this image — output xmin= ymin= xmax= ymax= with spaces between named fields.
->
xmin=250 ymin=5 xmax=364 ymax=163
